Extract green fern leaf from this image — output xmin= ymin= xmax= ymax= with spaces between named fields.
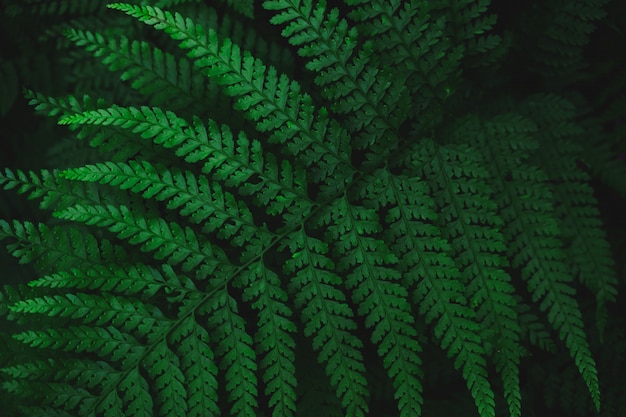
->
xmin=346 ymin=0 xmax=463 ymax=122
xmin=264 ymin=0 xmax=412 ymax=158
xmin=2 ymin=1 xmax=624 ymax=417
xmin=477 ymin=110 xmax=602 ymax=413
xmin=28 ymin=263 xmax=195 ymax=301
xmin=27 ymin=90 xmax=160 ymax=162
xmin=516 ymin=300 xmax=557 ymax=354
xmin=319 ymin=193 xmax=424 ymax=417
xmin=58 ymin=106 xmax=313 ymax=228
xmin=118 ymin=367 xmax=152 ymax=417
xmin=170 ymin=315 xmax=220 ymax=417
xmin=143 ymin=340 xmax=188 ymax=416
xmin=0 ymin=168 xmax=104 ymax=212
xmin=60 ymin=160 xmax=273 ymax=242
xmin=53 ymin=204 xmax=232 ymax=279
xmin=202 ymin=290 xmax=259 ymax=417
xmin=281 ymin=226 xmax=369 ymax=417
xmin=361 ymin=166 xmax=495 ymax=417
xmin=10 ymin=293 xmax=167 ymax=336
xmin=520 ymin=0 xmax=610 ymax=80
xmin=64 ymin=28 xmax=209 ymax=115
xmin=523 ymin=95 xmax=618 ymax=341
xmin=106 ymin=3 xmax=355 ymax=197
xmin=0 ymin=220 xmax=128 ymax=270
xmin=415 ymin=139 xmax=522 ymax=417
xmin=14 ymin=325 xmax=144 ymax=362
xmin=238 ymin=260 xmax=297 ymax=417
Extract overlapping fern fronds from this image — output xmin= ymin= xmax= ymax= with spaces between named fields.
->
xmin=1 ymin=1 xmax=624 ymax=417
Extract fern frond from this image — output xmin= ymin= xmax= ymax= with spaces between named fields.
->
xmin=238 ymin=261 xmax=297 ymax=417
xmin=60 ymin=160 xmax=283 ymax=266
xmin=476 ymin=110 xmax=603 ymax=412
xmin=53 ymin=204 xmax=232 ymax=279
xmin=346 ymin=0 xmax=463 ymax=119
xmin=314 ymin=193 xmax=424 ymax=417
xmin=0 ymin=168 xmax=102 ymax=212
xmin=57 ymin=104 xmax=219 ymax=163
xmin=202 ymin=290 xmax=259 ymax=417
xmin=58 ymin=106 xmax=314 ymax=227
xmin=10 ymin=293 xmax=167 ymax=337
xmin=264 ymin=0 xmax=411 ymax=158
xmin=516 ymin=301 xmax=557 ymax=354
xmin=0 ymin=220 xmax=128 ymax=271
xmin=2 ymin=1 xmax=624 ymax=416
xmin=427 ymin=0 xmax=492 ymax=39
xmin=117 ymin=367 xmax=153 ymax=417
xmin=217 ymin=9 xmax=296 ymax=79
xmin=107 ymin=3 xmax=356 ymax=198
xmin=530 ymin=159 xmax=605 ymax=411
xmin=212 ymin=11 xmax=469 ymax=412
xmin=9 ymin=273 xmax=216 ymax=417
xmin=521 ymin=94 xmax=618 ymax=344
xmin=169 ymin=315 xmax=220 ymax=417
xmin=14 ymin=325 xmax=144 ymax=362
xmin=55 ymin=151 xmax=293 ymax=414
xmin=436 ymin=0 xmax=507 ymax=69
xmin=416 ymin=139 xmax=521 ymax=417
xmin=142 ymin=340 xmax=188 ymax=416
xmin=55 ymin=98 xmax=369 ymax=416
xmin=8 ymin=270 xmax=216 ymax=417
xmin=2 ymin=358 xmax=117 ymax=392
xmin=521 ymin=0 xmax=610 ymax=80
xmin=361 ymin=167 xmax=495 ymax=417
xmin=28 ymin=263 xmax=196 ymax=301
xmin=27 ymin=90 xmax=160 ymax=163
xmin=281 ymin=227 xmax=369 ymax=417
xmin=26 ymin=90 xmax=104 ymax=121
xmin=64 ymin=28 xmax=210 ymax=115
xmin=62 ymin=161 xmax=259 ymax=231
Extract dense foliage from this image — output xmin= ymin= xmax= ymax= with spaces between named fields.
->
xmin=1 ymin=1 xmax=625 ymax=416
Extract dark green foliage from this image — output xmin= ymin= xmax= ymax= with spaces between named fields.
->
xmin=1 ymin=1 xmax=625 ymax=417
